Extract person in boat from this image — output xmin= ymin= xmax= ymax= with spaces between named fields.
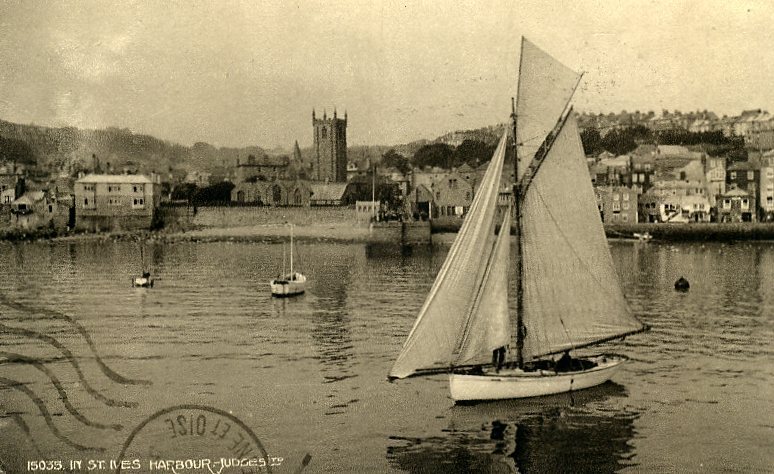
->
xmin=492 ymin=346 xmax=506 ymax=372
xmin=556 ymin=350 xmax=573 ymax=372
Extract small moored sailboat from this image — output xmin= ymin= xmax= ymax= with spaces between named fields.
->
xmin=132 ymin=241 xmax=153 ymax=288
xmin=389 ymin=37 xmax=648 ymax=402
xmin=270 ymin=223 xmax=306 ymax=297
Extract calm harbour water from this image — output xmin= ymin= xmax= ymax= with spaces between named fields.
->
xmin=0 ymin=236 xmax=772 ymax=473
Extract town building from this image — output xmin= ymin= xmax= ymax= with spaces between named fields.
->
xmin=726 ymin=162 xmax=760 ymax=212
xmin=312 ymin=109 xmax=347 ymax=182
xmin=758 ymin=154 xmax=774 ymax=221
xmin=432 ymin=172 xmax=474 ymax=218
xmin=231 ymin=180 xmax=311 ymax=206
xmin=595 ymin=186 xmax=638 ymax=224
xmin=235 ymin=154 xmax=289 ymax=183
xmin=74 ymin=174 xmax=161 ymax=231
xmin=629 ymin=155 xmax=655 ymax=193
xmin=702 ymin=155 xmax=726 ymax=207
xmin=310 ymin=183 xmax=348 ymax=206
xmin=9 ymin=190 xmax=70 ymax=229
xmin=717 ymin=187 xmax=755 ymax=222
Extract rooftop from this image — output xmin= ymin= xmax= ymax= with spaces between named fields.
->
xmin=310 ymin=183 xmax=348 ymax=201
xmin=76 ymin=174 xmax=154 ymax=184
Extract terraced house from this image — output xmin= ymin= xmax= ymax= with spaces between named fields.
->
xmin=74 ymin=174 xmax=161 ymax=231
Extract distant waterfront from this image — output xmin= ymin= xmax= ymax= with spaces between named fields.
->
xmin=10 ymin=218 xmax=774 ymax=244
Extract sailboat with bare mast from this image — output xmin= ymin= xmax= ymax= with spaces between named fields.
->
xmin=270 ymin=223 xmax=307 ymax=297
xmin=388 ymin=37 xmax=648 ymax=402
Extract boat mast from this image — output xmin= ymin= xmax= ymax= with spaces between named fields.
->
xmin=511 ymin=96 xmax=525 ymax=369
xmin=290 ymin=223 xmax=294 ymax=274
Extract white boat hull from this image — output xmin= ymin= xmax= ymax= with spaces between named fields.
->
xmin=270 ymin=273 xmax=306 ymax=297
xmin=132 ymin=277 xmax=153 ymax=288
xmin=449 ymin=355 xmax=626 ymax=402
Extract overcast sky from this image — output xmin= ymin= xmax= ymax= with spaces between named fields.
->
xmin=1 ymin=0 xmax=772 ymax=149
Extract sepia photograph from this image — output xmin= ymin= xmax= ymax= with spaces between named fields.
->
xmin=0 ymin=1 xmax=772 ymax=472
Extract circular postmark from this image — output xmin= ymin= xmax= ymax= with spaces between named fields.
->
xmin=117 ymin=404 xmax=273 ymax=474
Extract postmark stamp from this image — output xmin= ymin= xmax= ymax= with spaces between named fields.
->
xmin=116 ymin=404 xmax=284 ymax=474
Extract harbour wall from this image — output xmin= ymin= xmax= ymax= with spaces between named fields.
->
xmin=368 ymin=221 xmax=433 ymax=246
xmin=433 ymin=219 xmax=774 ymax=241
xmin=158 ymin=204 xmax=358 ymax=228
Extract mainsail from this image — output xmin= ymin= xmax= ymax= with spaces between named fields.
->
xmin=389 ymin=132 xmax=509 ymax=379
xmin=515 ymin=38 xmax=580 ymax=180
xmin=514 ymin=38 xmax=645 ymax=359
xmin=519 ymin=111 xmax=645 ymax=359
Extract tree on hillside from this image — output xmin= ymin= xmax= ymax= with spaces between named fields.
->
xmin=454 ymin=140 xmax=495 ymax=167
xmin=171 ymin=182 xmax=198 ymax=201
xmin=580 ymin=128 xmax=604 ymax=156
xmin=0 ymin=136 xmax=36 ymax=165
xmin=412 ymin=143 xmax=454 ymax=169
xmin=601 ymin=128 xmax=638 ymax=156
xmin=381 ymin=149 xmax=410 ymax=174
xmin=192 ymin=181 xmax=235 ymax=204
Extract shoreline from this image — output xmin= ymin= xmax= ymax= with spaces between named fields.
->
xmin=7 ymin=221 xmax=774 ymax=244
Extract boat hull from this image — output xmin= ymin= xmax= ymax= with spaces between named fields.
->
xmin=449 ymin=355 xmax=626 ymax=402
xmin=270 ymin=273 xmax=306 ymax=297
xmin=132 ymin=277 xmax=153 ymax=288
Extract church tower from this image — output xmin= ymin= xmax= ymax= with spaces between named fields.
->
xmin=312 ymin=108 xmax=347 ymax=182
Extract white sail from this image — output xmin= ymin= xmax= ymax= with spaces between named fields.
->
xmin=453 ymin=205 xmax=513 ymax=366
xmin=520 ymin=114 xmax=645 ymax=359
xmin=389 ymin=132 xmax=509 ymax=379
xmin=516 ymin=38 xmax=580 ymax=180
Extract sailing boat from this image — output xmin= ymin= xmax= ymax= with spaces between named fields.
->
xmin=132 ymin=240 xmax=153 ymax=288
xmin=270 ymin=223 xmax=307 ymax=297
xmin=389 ymin=38 xmax=648 ymax=402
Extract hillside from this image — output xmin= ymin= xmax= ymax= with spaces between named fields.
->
xmin=0 ymin=118 xmax=505 ymax=180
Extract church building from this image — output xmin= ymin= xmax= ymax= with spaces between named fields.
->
xmin=312 ymin=109 xmax=347 ymax=182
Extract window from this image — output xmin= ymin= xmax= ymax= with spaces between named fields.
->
xmin=613 ymin=193 xmax=620 ymax=201
xmin=623 ymin=202 xmax=630 ymax=210
xmin=623 ymin=193 xmax=629 ymax=201
xmin=622 ymin=214 xmax=628 ymax=222
xmin=742 ymin=199 xmax=749 ymax=210
xmin=748 ymin=171 xmax=755 ymax=180
xmin=436 ymin=192 xmax=440 ymax=200
xmin=723 ymin=199 xmax=731 ymax=209
xmin=83 ymin=184 xmax=95 ymax=191
xmin=730 ymin=172 xmax=737 ymax=180
xmin=612 ymin=202 xmax=621 ymax=212
xmin=133 ymin=185 xmax=144 ymax=193
xmin=48 ymin=205 xmax=53 ymax=213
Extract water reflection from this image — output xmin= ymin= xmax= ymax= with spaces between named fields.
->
xmin=387 ymin=382 xmax=638 ymax=473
